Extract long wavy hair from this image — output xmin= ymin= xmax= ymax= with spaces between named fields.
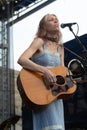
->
xmin=36 ymin=14 xmax=62 ymax=44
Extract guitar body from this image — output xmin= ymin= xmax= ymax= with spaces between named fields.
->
xmin=17 ymin=66 xmax=77 ymax=110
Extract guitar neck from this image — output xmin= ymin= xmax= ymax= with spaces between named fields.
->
xmin=66 ymin=75 xmax=87 ymax=84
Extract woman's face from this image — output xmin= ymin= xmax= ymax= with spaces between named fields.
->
xmin=45 ymin=14 xmax=60 ymax=32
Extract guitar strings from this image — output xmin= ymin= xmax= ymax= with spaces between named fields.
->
xmin=67 ymin=68 xmax=77 ymax=85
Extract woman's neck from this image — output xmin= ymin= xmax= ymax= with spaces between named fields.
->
xmin=47 ymin=31 xmax=58 ymax=38
xmin=44 ymin=33 xmax=58 ymax=42
xmin=44 ymin=36 xmax=58 ymax=42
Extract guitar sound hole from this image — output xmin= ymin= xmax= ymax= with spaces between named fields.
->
xmin=56 ymin=75 xmax=65 ymax=85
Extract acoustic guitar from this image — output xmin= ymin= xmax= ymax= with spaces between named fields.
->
xmin=17 ymin=66 xmax=77 ymax=110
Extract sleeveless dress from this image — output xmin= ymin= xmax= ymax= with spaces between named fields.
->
xmin=31 ymin=43 xmax=65 ymax=130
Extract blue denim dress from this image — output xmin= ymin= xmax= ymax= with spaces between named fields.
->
xmin=31 ymin=43 xmax=65 ymax=130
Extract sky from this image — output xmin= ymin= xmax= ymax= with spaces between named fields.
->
xmin=13 ymin=0 xmax=87 ymax=71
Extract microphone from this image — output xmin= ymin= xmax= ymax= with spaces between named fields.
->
xmin=61 ymin=22 xmax=77 ymax=28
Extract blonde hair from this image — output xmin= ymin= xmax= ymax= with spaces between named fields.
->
xmin=36 ymin=14 xmax=62 ymax=44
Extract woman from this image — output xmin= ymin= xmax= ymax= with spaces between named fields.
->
xmin=18 ymin=14 xmax=65 ymax=130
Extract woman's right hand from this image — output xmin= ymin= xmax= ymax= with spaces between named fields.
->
xmin=42 ymin=67 xmax=57 ymax=84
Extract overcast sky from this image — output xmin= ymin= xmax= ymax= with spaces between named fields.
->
xmin=13 ymin=0 xmax=87 ymax=70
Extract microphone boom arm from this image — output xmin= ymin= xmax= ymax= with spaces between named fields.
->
xmin=69 ymin=26 xmax=87 ymax=52
xmin=68 ymin=26 xmax=87 ymax=74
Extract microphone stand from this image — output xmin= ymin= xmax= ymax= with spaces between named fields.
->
xmin=68 ymin=25 xmax=87 ymax=76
